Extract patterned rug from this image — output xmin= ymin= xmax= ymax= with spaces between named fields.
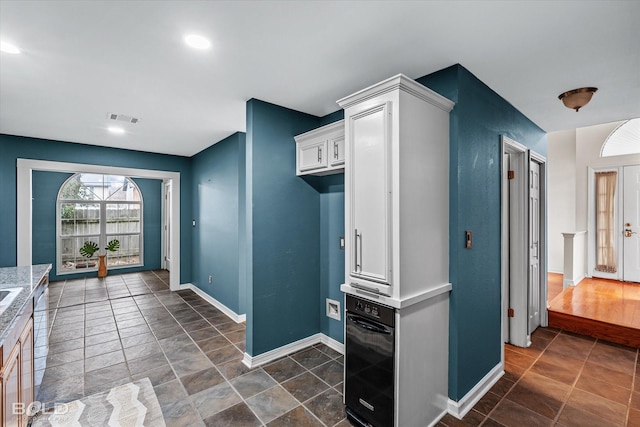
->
xmin=31 ymin=378 xmax=165 ymax=427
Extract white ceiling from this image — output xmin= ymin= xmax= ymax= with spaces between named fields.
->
xmin=1 ymin=1 xmax=638 ymax=157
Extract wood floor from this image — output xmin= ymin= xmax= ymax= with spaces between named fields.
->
xmin=548 ymin=273 xmax=640 ymax=347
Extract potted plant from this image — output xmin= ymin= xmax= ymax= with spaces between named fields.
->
xmin=79 ymin=239 xmax=120 ymax=277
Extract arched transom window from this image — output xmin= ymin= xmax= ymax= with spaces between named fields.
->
xmin=57 ymin=173 xmax=143 ymax=274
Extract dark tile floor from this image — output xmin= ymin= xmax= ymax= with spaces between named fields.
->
xmin=438 ymin=328 xmax=640 ymax=427
xmin=39 ymin=271 xmax=349 ymax=426
xmin=39 ymin=270 xmax=640 ymax=427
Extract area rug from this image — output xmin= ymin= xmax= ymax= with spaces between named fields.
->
xmin=30 ymin=377 xmax=165 ymax=427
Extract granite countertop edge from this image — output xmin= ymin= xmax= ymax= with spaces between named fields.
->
xmin=0 ymin=264 xmax=52 ymax=347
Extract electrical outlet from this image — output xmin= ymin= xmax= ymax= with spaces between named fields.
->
xmin=208 ymin=275 xmax=213 ymax=284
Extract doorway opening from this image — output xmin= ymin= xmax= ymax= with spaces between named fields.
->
xmin=501 ymin=136 xmax=547 ymax=350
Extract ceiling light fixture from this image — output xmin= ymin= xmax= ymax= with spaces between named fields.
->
xmin=184 ymin=34 xmax=211 ymax=50
xmin=558 ymin=87 xmax=598 ymax=112
xmin=0 ymin=40 xmax=21 ymax=54
xmin=108 ymin=126 xmax=126 ymax=135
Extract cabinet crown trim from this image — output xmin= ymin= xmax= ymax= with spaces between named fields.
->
xmin=337 ymin=73 xmax=455 ymax=112
xmin=294 ymin=120 xmax=344 ymax=144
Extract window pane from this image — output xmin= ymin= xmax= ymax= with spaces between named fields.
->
xmin=106 ymin=203 xmax=140 ymax=234
xmin=106 ymin=177 xmax=141 ymax=202
xmin=106 ymin=234 xmax=140 ymax=267
xmin=60 ymin=236 xmax=99 ymax=272
xmin=60 ymin=203 xmax=100 ymax=236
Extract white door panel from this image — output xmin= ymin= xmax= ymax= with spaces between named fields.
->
xmin=350 ymin=103 xmax=391 ymax=286
xmin=529 ymin=160 xmax=541 ymax=333
xmin=623 ymin=165 xmax=640 ymax=282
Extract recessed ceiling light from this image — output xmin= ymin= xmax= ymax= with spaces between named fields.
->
xmin=184 ymin=34 xmax=211 ymax=50
xmin=108 ymin=126 xmax=126 ymax=135
xmin=0 ymin=40 xmax=21 ymax=54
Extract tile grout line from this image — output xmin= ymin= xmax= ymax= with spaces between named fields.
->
xmin=480 ymin=329 xmax=561 ymax=426
xmin=549 ymin=335 xmax=598 ymax=426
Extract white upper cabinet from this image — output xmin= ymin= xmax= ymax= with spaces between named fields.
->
xmin=295 ymin=120 xmax=344 ymax=176
xmin=349 ymin=102 xmax=392 ymax=288
xmin=329 ymin=134 xmax=345 ymax=167
xmin=338 ymin=74 xmax=454 ymax=304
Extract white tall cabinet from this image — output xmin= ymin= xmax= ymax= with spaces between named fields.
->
xmin=339 ymin=74 xmax=454 ymax=427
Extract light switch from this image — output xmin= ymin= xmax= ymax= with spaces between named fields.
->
xmin=339 ymin=237 xmax=345 ymax=249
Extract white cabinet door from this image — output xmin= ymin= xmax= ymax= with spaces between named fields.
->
xmin=330 ymin=136 xmax=345 ymax=167
xmin=349 ymin=102 xmax=391 ymax=289
xmin=298 ymin=140 xmax=327 ymax=172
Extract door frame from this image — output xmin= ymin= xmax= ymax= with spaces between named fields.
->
xmin=530 ymin=150 xmax=548 ymax=331
xmin=162 ymin=180 xmax=172 ymax=271
xmin=501 ymin=137 xmax=548 ymax=349
xmin=587 ymin=166 xmax=623 ymax=280
xmin=502 ymin=136 xmax=529 ymax=348
xmin=16 ymin=158 xmax=181 ymax=291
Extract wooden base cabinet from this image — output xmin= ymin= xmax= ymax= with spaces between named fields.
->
xmin=1 ymin=316 xmax=34 ymax=427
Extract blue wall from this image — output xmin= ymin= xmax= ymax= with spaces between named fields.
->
xmin=31 ymin=171 xmax=162 ymax=281
xmin=417 ymin=65 xmax=547 ymax=401
xmin=191 ymin=132 xmax=245 ymax=314
xmin=319 ymin=177 xmax=345 ymax=342
xmin=245 ymin=99 xmax=346 ymax=356
xmin=0 ymin=134 xmax=193 ymax=284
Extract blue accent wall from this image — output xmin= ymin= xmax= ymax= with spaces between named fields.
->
xmin=319 ymin=178 xmax=345 ymax=343
xmin=244 ymin=99 xmax=345 ymax=356
xmin=0 ymin=133 xmax=193 ymax=284
xmin=31 ymin=171 xmax=162 ymax=281
xmin=191 ymin=132 xmax=245 ymax=314
xmin=417 ymin=65 xmax=547 ymax=401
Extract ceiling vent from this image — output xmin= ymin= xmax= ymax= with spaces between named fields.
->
xmin=107 ymin=113 xmax=140 ymax=124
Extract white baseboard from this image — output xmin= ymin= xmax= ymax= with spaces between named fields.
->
xmin=242 ymin=333 xmax=344 ymax=369
xmin=563 ymin=275 xmax=585 ymax=287
xmin=447 ymin=362 xmax=504 ymax=419
xmin=179 ymin=283 xmax=246 ymax=323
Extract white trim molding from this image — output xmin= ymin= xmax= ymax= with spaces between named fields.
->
xmin=242 ymin=333 xmax=345 ymax=369
xmin=16 ymin=158 xmax=181 ymax=290
xmin=180 ymin=283 xmax=246 ymax=324
xmin=447 ymin=363 xmax=504 ymax=419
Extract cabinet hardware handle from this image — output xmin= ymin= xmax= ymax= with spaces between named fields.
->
xmin=334 ymin=142 xmax=338 ymax=159
xmin=354 ymin=229 xmax=360 ymax=272
xmin=358 ymin=231 xmax=363 ymax=272
xmin=317 ymin=146 xmax=322 ymax=162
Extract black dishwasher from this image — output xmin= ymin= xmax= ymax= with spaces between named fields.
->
xmin=345 ymin=294 xmax=395 ymax=427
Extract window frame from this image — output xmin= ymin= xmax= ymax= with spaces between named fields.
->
xmin=56 ymin=174 xmax=144 ymax=275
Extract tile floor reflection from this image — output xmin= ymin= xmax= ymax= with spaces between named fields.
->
xmin=39 ymin=270 xmax=640 ymax=426
xmin=39 ymin=271 xmax=346 ymax=426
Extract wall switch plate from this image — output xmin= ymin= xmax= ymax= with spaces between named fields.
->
xmin=326 ymin=298 xmax=341 ymax=321
xmin=208 ymin=275 xmax=213 ymax=284
xmin=192 ymin=220 xmax=196 ymax=227
xmin=339 ymin=237 xmax=345 ymax=249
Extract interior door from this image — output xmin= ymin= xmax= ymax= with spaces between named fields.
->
xmin=163 ymin=181 xmax=172 ymax=271
xmin=623 ymin=165 xmax=640 ymax=282
xmin=528 ymin=160 xmax=541 ymax=333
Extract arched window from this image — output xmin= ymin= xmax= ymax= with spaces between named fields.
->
xmin=57 ymin=173 xmax=143 ymax=274
xmin=600 ymin=118 xmax=640 ymax=157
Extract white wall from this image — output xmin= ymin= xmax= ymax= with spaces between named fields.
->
xmin=548 ymin=129 xmax=577 ymax=273
xmin=548 ymin=120 xmax=640 ymax=277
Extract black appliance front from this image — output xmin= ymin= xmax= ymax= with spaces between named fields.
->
xmin=345 ymin=294 xmax=395 ymax=427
